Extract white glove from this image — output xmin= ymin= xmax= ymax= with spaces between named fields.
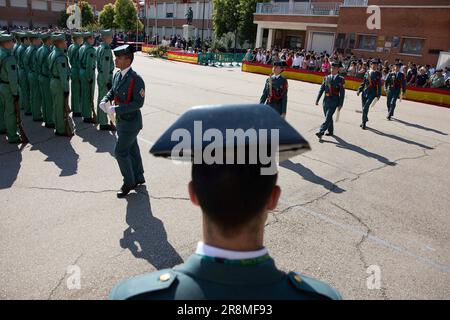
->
xmin=99 ymin=102 xmax=107 ymax=113
xmin=108 ymin=105 xmax=116 ymax=114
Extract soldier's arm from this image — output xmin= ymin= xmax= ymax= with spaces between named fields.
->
xmin=357 ymin=77 xmax=365 ymax=94
xmin=316 ymin=78 xmax=326 ymax=104
xmin=56 ymin=56 xmax=70 ymax=93
xmin=259 ymin=79 xmax=269 ymax=104
xmin=7 ymin=57 xmax=19 ymax=96
xmin=377 ymin=76 xmax=382 ymax=98
xmin=384 ymin=75 xmax=390 ymax=90
xmin=338 ymin=78 xmax=345 ymax=108
xmin=281 ymin=79 xmax=288 ymax=115
xmin=101 ymin=72 xmax=118 ymax=103
xmin=402 ymin=74 xmax=407 ymax=94
xmin=114 ymin=75 xmax=145 ymax=115
xmin=87 ymin=49 xmax=96 ymax=80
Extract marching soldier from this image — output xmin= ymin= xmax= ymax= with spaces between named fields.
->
xmin=79 ymin=31 xmax=96 ymax=123
xmin=96 ymin=29 xmax=115 ymax=131
xmin=67 ymin=32 xmax=83 ymax=117
xmin=384 ymin=62 xmax=407 ymax=121
xmin=357 ymin=60 xmax=382 ymax=130
xmin=260 ymin=61 xmax=288 ymax=118
xmin=24 ymin=32 xmax=43 ymax=122
xmin=0 ymin=34 xmax=21 ymax=143
xmin=99 ymin=45 xmax=145 ymax=198
xmin=37 ymin=32 xmax=54 ymax=128
xmin=17 ymin=32 xmax=30 ymax=114
xmin=109 ymin=104 xmax=341 ymax=300
xmin=315 ymin=62 xmax=345 ymax=139
xmin=48 ymin=33 xmax=72 ymax=136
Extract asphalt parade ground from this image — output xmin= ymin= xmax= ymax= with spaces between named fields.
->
xmin=1 ymin=53 xmax=449 ymax=300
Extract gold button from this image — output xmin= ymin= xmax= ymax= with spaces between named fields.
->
xmin=294 ymin=275 xmax=302 ymax=283
xmin=159 ymin=273 xmax=171 ymax=282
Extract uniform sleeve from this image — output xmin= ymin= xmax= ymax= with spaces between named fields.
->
xmin=384 ymin=74 xmax=390 ymax=90
xmin=7 ymin=57 xmax=19 ymax=96
xmin=115 ymin=75 xmax=145 ymax=115
xmin=401 ymin=74 xmax=407 ymax=94
xmin=377 ymin=74 xmax=382 ymax=98
xmin=56 ymin=56 xmax=70 ymax=93
xmin=104 ymin=51 xmax=113 ymax=82
xmin=101 ymin=72 xmax=118 ymax=103
xmin=87 ymin=48 xmax=96 ymax=79
xmin=357 ymin=76 xmax=366 ymax=93
xmin=316 ymin=78 xmax=326 ymax=104
xmin=339 ymin=78 xmax=345 ymax=108
xmin=281 ymin=79 xmax=288 ymax=114
xmin=259 ymin=79 xmax=269 ymax=104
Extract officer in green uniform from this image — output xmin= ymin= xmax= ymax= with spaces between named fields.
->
xmin=99 ymin=45 xmax=145 ymax=198
xmin=67 ymin=32 xmax=83 ymax=117
xmin=357 ymin=60 xmax=382 ymax=130
xmin=48 ymin=33 xmax=71 ymax=136
xmin=79 ymin=31 xmax=96 ymax=123
xmin=260 ymin=61 xmax=288 ymax=118
xmin=24 ymin=32 xmax=43 ymax=122
xmin=96 ymin=29 xmax=115 ymax=131
xmin=17 ymin=32 xmax=31 ymax=114
xmin=109 ymin=104 xmax=342 ymax=300
xmin=36 ymin=32 xmax=54 ymax=128
xmin=384 ymin=62 xmax=407 ymax=121
xmin=0 ymin=33 xmax=21 ymax=143
xmin=315 ymin=62 xmax=345 ymax=139
xmin=12 ymin=31 xmax=21 ymax=58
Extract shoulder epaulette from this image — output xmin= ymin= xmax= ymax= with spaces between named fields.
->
xmin=288 ymin=272 xmax=342 ymax=300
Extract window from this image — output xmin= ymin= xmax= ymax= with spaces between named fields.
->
xmin=357 ymin=34 xmax=376 ymax=51
xmin=401 ymin=38 xmax=424 ymax=55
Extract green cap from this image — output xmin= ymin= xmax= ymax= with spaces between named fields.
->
xmin=0 ymin=34 xmax=14 ymax=42
xmin=17 ymin=32 xmax=30 ymax=39
xmin=40 ymin=32 xmax=52 ymax=40
xmin=100 ymin=29 xmax=113 ymax=37
xmin=51 ymin=33 xmax=65 ymax=41
xmin=72 ymin=32 xmax=83 ymax=39
xmin=83 ymin=31 xmax=94 ymax=38
xmin=29 ymin=32 xmax=40 ymax=39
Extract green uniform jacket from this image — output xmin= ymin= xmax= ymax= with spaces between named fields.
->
xmin=101 ymin=68 xmax=145 ymax=132
xmin=357 ymin=70 xmax=382 ymax=98
xmin=0 ymin=47 xmax=19 ymax=96
xmin=16 ymin=44 xmax=27 ymax=70
xmin=96 ymin=43 xmax=114 ymax=86
xmin=384 ymin=71 xmax=407 ymax=94
xmin=23 ymin=45 xmax=37 ymax=73
xmin=260 ymin=75 xmax=288 ymax=115
xmin=109 ymin=254 xmax=342 ymax=300
xmin=48 ymin=48 xmax=70 ymax=92
xmin=79 ymin=43 xmax=96 ymax=80
xmin=37 ymin=44 xmax=52 ymax=77
xmin=316 ymin=74 xmax=346 ymax=107
xmin=67 ymin=43 xmax=81 ymax=76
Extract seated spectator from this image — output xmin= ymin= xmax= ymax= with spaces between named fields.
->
xmin=416 ymin=67 xmax=429 ymax=87
xmin=321 ymin=57 xmax=330 ymax=74
xmin=302 ymin=55 xmax=310 ymax=69
xmin=244 ymin=49 xmax=253 ymax=62
xmin=308 ymin=56 xmax=317 ymax=71
xmin=444 ymin=67 xmax=450 ymax=81
xmin=292 ymin=53 xmax=302 ymax=69
xmin=428 ymin=69 xmax=445 ymax=88
xmin=407 ymin=63 xmax=417 ymax=86
xmin=286 ymin=53 xmax=294 ymax=68
xmin=356 ymin=62 xmax=367 ymax=78
xmin=347 ymin=61 xmax=357 ymax=77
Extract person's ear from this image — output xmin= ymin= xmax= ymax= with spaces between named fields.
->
xmin=267 ymin=185 xmax=281 ymax=211
xmin=188 ymin=181 xmax=200 ymax=207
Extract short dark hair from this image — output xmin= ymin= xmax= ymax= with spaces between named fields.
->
xmin=192 ymin=163 xmax=277 ymax=233
xmin=123 ymin=52 xmax=134 ymax=64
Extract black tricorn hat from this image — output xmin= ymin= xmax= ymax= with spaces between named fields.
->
xmin=150 ymin=104 xmax=310 ymax=163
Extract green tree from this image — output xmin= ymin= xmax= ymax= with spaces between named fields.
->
xmin=79 ymin=1 xmax=96 ymax=26
xmin=114 ymin=0 xmax=143 ymax=32
xmin=57 ymin=10 xmax=69 ymax=28
xmin=237 ymin=0 xmax=264 ymax=46
xmin=99 ymin=3 xmax=117 ymax=29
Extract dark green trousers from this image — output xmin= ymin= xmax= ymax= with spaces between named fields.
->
xmin=115 ymin=130 xmax=144 ymax=188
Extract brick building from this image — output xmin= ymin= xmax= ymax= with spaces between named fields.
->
xmin=254 ymin=0 xmax=450 ymax=65
xmin=143 ymin=0 xmax=213 ymax=40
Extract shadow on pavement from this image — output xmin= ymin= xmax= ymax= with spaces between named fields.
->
xmin=76 ymin=124 xmax=117 ymax=156
xmin=0 ymin=143 xmax=24 ymax=189
xmin=120 ymin=186 xmax=184 ymax=270
xmin=367 ymin=128 xmax=434 ymax=150
xmin=393 ymin=118 xmax=448 ymax=136
xmin=322 ymin=135 xmax=396 ymax=166
xmin=280 ymin=160 xmax=346 ymax=194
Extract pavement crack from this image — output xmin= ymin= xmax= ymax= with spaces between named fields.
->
xmin=48 ymin=253 xmax=83 ymax=300
xmin=15 ymin=185 xmax=117 ymax=194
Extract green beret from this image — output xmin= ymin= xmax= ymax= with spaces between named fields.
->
xmin=40 ymin=32 xmax=52 ymax=40
xmin=51 ymin=33 xmax=65 ymax=41
xmin=100 ymin=29 xmax=113 ymax=37
xmin=83 ymin=31 xmax=94 ymax=38
xmin=0 ymin=34 xmax=14 ymax=42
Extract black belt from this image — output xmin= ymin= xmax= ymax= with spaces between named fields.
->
xmin=52 ymin=76 xmax=60 ymax=79
xmin=40 ymin=74 xmax=50 ymax=78
xmin=0 ymin=80 xmax=9 ymax=84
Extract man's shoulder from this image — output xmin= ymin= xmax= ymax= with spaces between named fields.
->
xmin=109 ymin=269 xmax=179 ymax=300
xmin=287 ymin=272 xmax=342 ymax=300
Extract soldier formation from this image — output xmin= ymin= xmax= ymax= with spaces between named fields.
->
xmin=0 ymin=29 xmax=116 ymax=144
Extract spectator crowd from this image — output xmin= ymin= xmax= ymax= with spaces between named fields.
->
xmin=243 ymin=47 xmax=450 ymax=90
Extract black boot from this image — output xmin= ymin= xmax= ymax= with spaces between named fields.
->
xmin=117 ymin=184 xmax=137 ymax=198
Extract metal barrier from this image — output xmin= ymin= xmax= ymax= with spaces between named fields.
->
xmin=198 ymin=52 xmax=246 ymax=67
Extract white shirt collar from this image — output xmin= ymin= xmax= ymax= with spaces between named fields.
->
xmin=120 ymin=66 xmax=131 ymax=78
xmin=196 ymin=241 xmax=268 ymax=260
xmin=272 ymin=74 xmax=281 ymax=79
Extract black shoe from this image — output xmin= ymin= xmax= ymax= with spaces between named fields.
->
xmin=117 ymin=184 xmax=136 ymax=198
xmin=99 ymin=124 xmax=114 ymax=131
xmin=387 ymin=115 xmax=392 ymax=121
xmin=325 ymin=132 xmax=334 ymax=136
xmin=360 ymin=123 xmax=367 ymax=130
xmin=0 ymin=130 xmax=6 ymax=135
xmin=315 ymin=132 xmax=324 ymax=140
xmin=83 ymin=118 xmax=96 ymax=124
xmin=45 ymin=123 xmax=56 ymax=129
xmin=73 ymin=112 xmax=82 ymax=118
xmin=33 ymin=118 xmax=44 ymax=122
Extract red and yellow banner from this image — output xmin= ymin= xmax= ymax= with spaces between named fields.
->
xmin=242 ymin=62 xmax=450 ymax=109
xmin=141 ymin=44 xmax=158 ymax=53
xmin=167 ymin=52 xmax=199 ymax=65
